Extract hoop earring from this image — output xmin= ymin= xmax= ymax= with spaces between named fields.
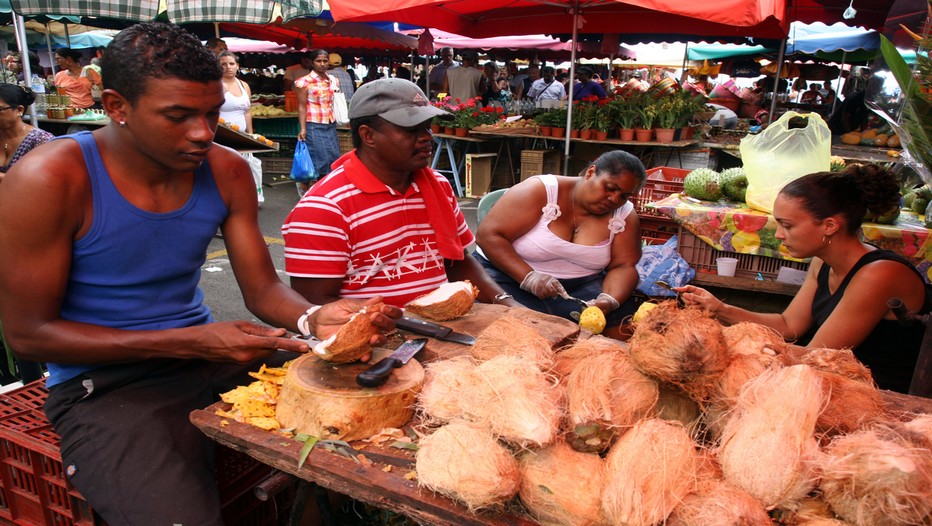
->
xmin=822 ymin=235 xmax=832 ymax=246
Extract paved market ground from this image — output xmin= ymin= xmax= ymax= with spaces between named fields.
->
xmin=199 ymin=178 xmax=480 ymax=324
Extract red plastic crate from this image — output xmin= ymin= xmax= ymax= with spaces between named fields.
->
xmin=631 ymin=166 xmax=688 ymax=219
xmin=676 ymin=228 xmax=809 ymax=281
xmin=639 ymin=216 xmax=679 ymax=245
xmin=0 ymin=380 xmax=295 ymax=526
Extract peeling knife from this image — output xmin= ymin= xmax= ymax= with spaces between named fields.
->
xmin=356 ymin=338 xmax=428 ymax=387
xmin=396 ymin=316 xmax=476 ymax=345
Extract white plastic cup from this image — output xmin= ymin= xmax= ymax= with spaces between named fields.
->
xmin=716 ymin=257 xmax=738 ymax=277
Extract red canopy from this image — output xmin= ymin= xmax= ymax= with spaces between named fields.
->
xmin=330 ymin=0 xmax=791 ymax=40
xmin=220 ymin=20 xmax=418 ymax=54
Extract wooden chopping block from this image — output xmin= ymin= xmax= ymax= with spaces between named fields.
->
xmin=277 ymin=350 xmax=424 ymax=442
xmin=405 ymin=303 xmax=581 ymax=362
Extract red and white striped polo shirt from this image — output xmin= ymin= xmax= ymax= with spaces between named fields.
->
xmin=282 ymin=153 xmax=475 ymax=306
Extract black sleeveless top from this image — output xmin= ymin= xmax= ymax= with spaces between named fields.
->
xmin=802 ymin=250 xmax=928 ymax=393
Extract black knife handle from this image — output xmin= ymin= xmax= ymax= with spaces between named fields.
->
xmin=396 ymin=316 xmax=452 ymax=338
xmin=356 ymin=357 xmax=401 ymax=387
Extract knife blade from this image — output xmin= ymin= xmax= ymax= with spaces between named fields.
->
xmin=356 ymin=338 xmax=428 ymax=388
xmin=395 ymin=316 xmax=476 ymax=345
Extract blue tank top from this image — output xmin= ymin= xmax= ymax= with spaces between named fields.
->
xmin=47 ymin=131 xmax=228 ymax=387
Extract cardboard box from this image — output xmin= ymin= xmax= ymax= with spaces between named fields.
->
xmin=520 ymin=150 xmax=562 ymax=181
xmin=465 ymin=153 xmax=497 ymax=198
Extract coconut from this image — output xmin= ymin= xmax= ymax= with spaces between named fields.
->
xmin=601 ymin=419 xmax=699 ymax=526
xmin=418 ymin=356 xmax=478 ymax=423
xmin=902 ymin=414 xmax=932 ymax=446
xmin=773 ymin=496 xmax=843 ymax=525
xmin=819 ymin=427 xmax=932 ymax=526
xmin=552 ymin=336 xmax=625 ymax=379
xmin=404 ymin=280 xmax=478 ymax=321
xmin=800 ymin=348 xmax=874 ymax=385
xmin=471 ymin=315 xmax=555 ymax=366
xmin=312 ymin=302 xmax=383 ymax=363
xmin=421 ymin=354 xmax=563 ymax=447
xmin=563 ymin=350 xmax=659 ymax=453
xmin=627 ymin=302 xmax=730 ymax=401
xmin=667 ymin=479 xmax=771 ymax=526
xmin=652 ymin=384 xmax=702 ymax=434
xmin=518 ymin=441 xmax=608 ymax=526
xmin=470 ymin=355 xmax=564 ymax=447
xmin=814 ymin=370 xmax=884 ymax=438
xmin=415 ymin=421 xmax=520 ymax=511
xmin=722 ymin=321 xmax=787 ymax=356
xmin=715 ymin=352 xmax=781 ymax=406
xmin=718 ymin=365 xmax=823 ymax=508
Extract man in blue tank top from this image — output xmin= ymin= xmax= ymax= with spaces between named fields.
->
xmin=0 ymin=23 xmax=399 ymax=525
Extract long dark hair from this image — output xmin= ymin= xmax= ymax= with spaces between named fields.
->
xmin=779 ymin=164 xmax=900 ymax=235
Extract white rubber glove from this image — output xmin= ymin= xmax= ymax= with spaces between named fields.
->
xmin=520 ymin=270 xmax=568 ymax=299
xmin=586 ymin=292 xmax=620 ymax=313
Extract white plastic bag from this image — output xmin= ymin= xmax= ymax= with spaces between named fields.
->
xmin=739 ymin=111 xmax=831 ymax=213
xmin=242 ymin=152 xmax=265 ymax=205
xmin=332 ymin=91 xmax=349 ymax=125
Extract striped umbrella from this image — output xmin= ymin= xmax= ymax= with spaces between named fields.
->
xmin=8 ymin=0 xmax=325 ymax=24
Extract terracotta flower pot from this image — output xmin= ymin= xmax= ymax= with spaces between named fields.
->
xmin=655 ymin=128 xmax=676 ymax=143
xmin=551 ymin=127 xmax=566 ymax=138
xmin=540 ymin=126 xmax=553 ymax=137
xmin=594 ymin=131 xmax=609 ymax=141
xmin=455 ymin=127 xmax=469 ymax=137
xmin=680 ymin=126 xmax=695 ymax=140
xmin=618 ymin=128 xmax=635 ymax=141
xmin=431 ymin=124 xmax=442 ymax=134
xmin=569 ymin=129 xmax=581 ymax=139
xmin=444 ymin=126 xmax=455 ymax=135
xmin=635 ymin=128 xmax=653 ymax=142
xmin=579 ymin=129 xmax=593 ymax=140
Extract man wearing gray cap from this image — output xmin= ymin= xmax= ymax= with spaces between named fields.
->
xmin=282 ymin=78 xmax=518 ymax=308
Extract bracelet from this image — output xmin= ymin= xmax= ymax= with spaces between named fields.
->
xmin=297 ymin=305 xmax=322 ymax=337
xmin=493 ymin=292 xmax=513 ymax=304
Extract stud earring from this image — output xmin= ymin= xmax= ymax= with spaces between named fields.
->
xmin=119 ymin=120 xmax=126 ymax=128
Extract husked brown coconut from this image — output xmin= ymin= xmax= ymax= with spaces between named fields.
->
xmin=715 ymin=352 xmax=781 ymax=406
xmin=667 ymin=479 xmax=772 ymax=526
xmin=652 ymin=384 xmax=702 ymax=433
xmin=719 ymin=365 xmax=822 ymax=508
xmin=722 ymin=321 xmax=788 ymax=356
xmin=772 ymin=497 xmax=842 ymax=525
xmin=902 ymin=414 xmax=932 ymax=446
xmin=601 ymin=419 xmax=699 ymax=526
xmin=518 ymin=442 xmax=608 ymax=526
xmin=553 ymin=336 xmax=625 ymax=379
xmin=469 ymin=355 xmax=564 ymax=447
xmin=814 ymin=370 xmax=884 ymax=437
xmin=312 ymin=303 xmax=383 ymax=363
xmin=626 ymin=302 xmax=730 ymax=401
xmin=418 ymin=356 xmax=478 ymax=423
xmin=404 ymin=280 xmax=478 ymax=321
xmin=421 ymin=354 xmax=563 ymax=447
xmin=416 ymin=421 xmax=520 ymax=511
xmin=800 ymin=348 xmax=874 ymax=385
xmin=471 ymin=316 xmax=554 ymax=366
xmin=819 ymin=427 xmax=932 ymax=526
xmin=564 ymin=349 xmax=659 ymax=453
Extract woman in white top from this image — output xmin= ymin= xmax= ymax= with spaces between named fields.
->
xmin=476 ymin=150 xmax=646 ymax=339
xmin=218 ymin=51 xmax=252 ymax=134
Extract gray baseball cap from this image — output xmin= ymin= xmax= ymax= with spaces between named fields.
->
xmin=349 ymin=78 xmax=450 ymax=127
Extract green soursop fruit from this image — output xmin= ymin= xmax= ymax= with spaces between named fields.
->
xmin=903 ymin=189 xmax=917 ymax=209
xmin=683 ymin=168 xmax=722 ymax=201
xmin=911 ymin=195 xmax=930 ymax=215
xmin=865 ymin=204 xmax=900 ymax=224
xmin=720 ymin=167 xmax=749 ymax=203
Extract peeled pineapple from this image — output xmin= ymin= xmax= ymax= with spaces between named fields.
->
xmin=579 ymin=306 xmax=606 ymax=334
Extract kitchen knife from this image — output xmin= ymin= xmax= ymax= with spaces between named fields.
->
xmin=395 ymin=316 xmax=476 ymax=345
xmin=356 ymin=338 xmax=428 ymax=388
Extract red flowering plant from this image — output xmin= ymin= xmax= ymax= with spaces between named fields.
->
xmin=449 ymin=97 xmax=483 ymax=129
xmin=430 ymin=96 xmax=459 ymax=127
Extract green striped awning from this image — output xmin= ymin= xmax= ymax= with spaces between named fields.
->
xmin=9 ymin=0 xmax=324 ymax=23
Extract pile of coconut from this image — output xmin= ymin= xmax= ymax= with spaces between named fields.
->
xmin=412 ymin=301 xmax=932 ymax=526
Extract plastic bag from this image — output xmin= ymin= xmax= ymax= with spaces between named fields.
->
xmin=740 ymin=111 xmax=831 ymax=213
xmin=332 ymin=91 xmax=349 ymax=125
xmin=635 ymin=236 xmax=696 ymax=297
xmin=242 ymin=152 xmax=264 ymax=205
xmin=289 ymin=140 xmax=317 ymax=183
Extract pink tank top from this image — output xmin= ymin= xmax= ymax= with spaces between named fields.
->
xmin=511 ymin=174 xmax=633 ymax=278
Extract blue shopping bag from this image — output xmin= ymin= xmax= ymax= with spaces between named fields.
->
xmin=289 ymin=140 xmax=317 ymax=183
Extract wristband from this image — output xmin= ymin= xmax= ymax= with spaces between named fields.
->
xmin=297 ymin=305 xmax=322 ymax=337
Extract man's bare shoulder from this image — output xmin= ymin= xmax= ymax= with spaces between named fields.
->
xmin=5 ymin=135 xmax=86 ymax=187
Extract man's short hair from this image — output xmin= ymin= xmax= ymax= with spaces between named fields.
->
xmin=541 ymin=66 xmax=555 ymax=75
xmin=102 ymin=22 xmax=222 ymax=104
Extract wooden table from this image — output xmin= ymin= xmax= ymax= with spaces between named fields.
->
xmin=191 ymin=304 xmax=579 ymax=526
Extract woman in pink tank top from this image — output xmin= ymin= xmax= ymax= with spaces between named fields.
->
xmin=476 ymin=150 xmax=646 ymax=340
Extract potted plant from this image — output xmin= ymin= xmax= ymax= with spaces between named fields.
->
xmin=535 ymin=108 xmax=559 ymax=136
xmin=654 ymin=98 xmax=679 ymax=143
xmin=635 ymin=98 xmax=656 ymax=142
xmin=592 ymin=99 xmax=612 ymax=140
xmin=548 ymin=107 xmax=569 ymax=138
xmin=611 ymin=98 xmax=637 ymax=141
